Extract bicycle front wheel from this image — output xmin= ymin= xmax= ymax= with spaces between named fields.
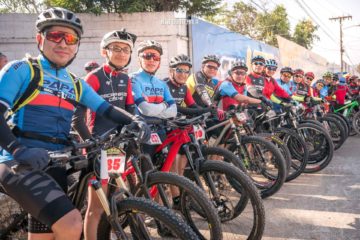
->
xmin=97 ymin=197 xmax=199 ymax=240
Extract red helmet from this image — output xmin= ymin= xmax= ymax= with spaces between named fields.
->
xmin=305 ymin=72 xmax=315 ymax=79
xmin=84 ymin=61 xmax=99 ymax=71
xmin=293 ymin=69 xmax=304 ymax=76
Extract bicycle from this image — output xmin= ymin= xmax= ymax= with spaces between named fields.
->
xmin=1 ymin=126 xmax=199 ymax=240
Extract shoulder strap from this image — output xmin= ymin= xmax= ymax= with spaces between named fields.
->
xmin=11 ymin=57 xmax=42 ymax=114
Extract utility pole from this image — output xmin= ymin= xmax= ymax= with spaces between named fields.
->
xmin=329 ymin=15 xmax=352 ymax=72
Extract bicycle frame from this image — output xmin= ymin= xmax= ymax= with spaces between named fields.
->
xmin=333 ymin=99 xmax=359 ymax=117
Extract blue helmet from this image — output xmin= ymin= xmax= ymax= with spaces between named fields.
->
xmin=265 ymin=59 xmax=278 ymax=68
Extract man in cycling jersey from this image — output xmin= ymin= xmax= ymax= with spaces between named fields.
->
xmin=216 ymin=61 xmax=261 ymax=110
xmin=276 ymin=67 xmax=294 ymax=95
xmin=72 ymin=29 xmax=137 ymax=240
xmin=186 ymin=54 xmax=221 ymax=107
xmin=0 ymin=8 xmax=149 ymax=240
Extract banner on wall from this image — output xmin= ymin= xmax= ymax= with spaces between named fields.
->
xmin=190 ymin=17 xmax=280 ymax=80
xmin=276 ymin=36 xmax=331 ymax=79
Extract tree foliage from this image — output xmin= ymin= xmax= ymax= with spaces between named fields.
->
xmin=292 ymin=19 xmax=319 ymax=49
xmin=41 ymin=0 xmax=221 ymax=15
xmin=205 ymin=1 xmax=318 ymax=49
xmin=0 ymin=0 xmax=43 ymax=13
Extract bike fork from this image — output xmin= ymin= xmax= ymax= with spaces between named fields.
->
xmin=91 ymin=180 xmax=128 ymax=239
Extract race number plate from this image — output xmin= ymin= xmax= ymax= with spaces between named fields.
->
xmin=193 ymin=124 xmax=206 ymax=140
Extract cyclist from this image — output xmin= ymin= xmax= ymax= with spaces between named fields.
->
xmin=216 ymin=61 xmax=261 ymax=111
xmin=84 ymin=60 xmax=99 ymax=74
xmin=319 ymin=71 xmax=333 ymax=99
xmin=0 ymin=52 xmax=8 ymax=70
xmin=186 ymin=54 xmax=221 ymax=107
xmin=348 ymin=75 xmax=359 ymax=97
xmin=276 ymin=67 xmax=295 ymax=96
xmin=0 ymin=8 xmax=149 ymax=240
xmin=72 ymin=29 xmax=137 ymax=240
xmin=334 ymin=77 xmax=349 ymax=106
xmin=311 ymin=79 xmax=325 ymax=98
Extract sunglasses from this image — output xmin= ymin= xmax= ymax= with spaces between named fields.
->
xmin=294 ymin=75 xmax=303 ymax=78
xmin=233 ymin=70 xmax=247 ymax=76
xmin=205 ymin=65 xmax=219 ymax=71
xmin=267 ymin=67 xmax=277 ymax=71
xmin=141 ymin=53 xmax=161 ymax=61
xmin=45 ymin=31 xmax=79 ymax=45
xmin=306 ymin=77 xmax=314 ymax=81
xmin=174 ymin=68 xmax=190 ymax=74
xmin=107 ymin=46 xmax=131 ymax=54
xmin=282 ymin=73 xmax=292 ymax=78
xmin=253 ymin=62 xmax=264 ymax=66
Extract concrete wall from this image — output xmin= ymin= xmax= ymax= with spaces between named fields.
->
xmin=0 ymin=12 xmax=189 ymax=78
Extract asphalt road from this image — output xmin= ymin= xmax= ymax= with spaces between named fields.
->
xmin=262 ymin=135 xmax=360 ymax=240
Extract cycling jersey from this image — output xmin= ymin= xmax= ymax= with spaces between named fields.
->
xmin=186 ymin=71 xmax=218 ymax=107
xmin=293 ymin=82 xmax=310 ymax=97
xmin=246 ymin=73 xmax=289 ymax=100
xmin=131 ymin=69 xmax=176 ymax=119
xmin=217 ymin=78 xmax=246 ymax=111
xmin=85 ymin=64 xmax=134 ymax=136
xmin=349 ymin=83 xmax=359 ymax=96
xmin=164 ymin=78 xmax=195 ymax=106
xmin=276 ymin=79 xmax=293 ymax=96
xmin=0 ymin=55 xmax=108 ymax=162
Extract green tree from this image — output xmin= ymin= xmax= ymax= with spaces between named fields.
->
xmin=43 ymin=0 xmax=221 ymax=15
xmin=256 ymin=5 xmax=291 ymax=47
xmin=0 ymin=0 xmax=43 ymax=13
xmin=292 ymin=19 xmax=319 ymax=49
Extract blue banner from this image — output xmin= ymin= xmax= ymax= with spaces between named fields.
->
xmin=190 ymin=18 xmax=280 ymax=80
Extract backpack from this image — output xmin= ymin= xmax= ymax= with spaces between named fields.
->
xmin=7 ymin=57 xmax=82 ymax=120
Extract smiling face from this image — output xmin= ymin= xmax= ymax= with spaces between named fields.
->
xmin=170 ymin=64 xmax=190 ymax=85
xmin=37 ymin=26 xmax=79 ymax=67
xmin=202 ymin=61 xmax=219 ymax=79
xmin=139 ymin=49 xmax=161 ymax=73
xmin=102 ymin=42 xmax=131 ymax=68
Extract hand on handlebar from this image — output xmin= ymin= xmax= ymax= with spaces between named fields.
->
xmin=12 ymin=146 xmax=49 ymax=171
xmin=127 ymin=116 xmax=151 ymax=143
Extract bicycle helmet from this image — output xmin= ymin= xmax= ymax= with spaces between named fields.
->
xmin=230 ymin=61 xmax=248 ymax=72
xmin=169 ymin=54 xmax=192 ymax=68
xmin=322 ymin=71 xmax=332 ymax=79
xmin=202 ymin=54 xmax=220 ymax=66
xmin=137 ymin=40 xmax=163 ymax=55
xmin=36 ymin=7 xmax=83 ymax=37
xmin=338 ymin=77 xmax=346 ymax=85
xmin=349 ymin=75 xmax=358 ymax=81
xmin=84 ymin=61 xmax=99 ymax=71
xmin=251 ymin=55 xmax=265 ymax=63
xmin=316 ymin=79 xmax=325 ymax=86
xmin=305 ymin=72 xmax=315 ymax=79
xmin=265 ymin=59 xmax=278 ymax=68
xmin=101 ymin=29 xmax=137 ymax=49
xmin=280 ymin=67 xmax=293 ymax=75
xmin=293 ymin=69 xmax=304 ymax=76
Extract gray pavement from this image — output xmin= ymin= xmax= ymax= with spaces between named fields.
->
xmin=262 ymin=135 xmax=360 ymax=240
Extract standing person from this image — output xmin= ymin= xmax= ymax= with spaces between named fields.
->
xmin=311 ymin=79 xmax=325 ymax=98
xmin=348 ymin=75 xmax=359 ymax=97
xmin=334 ymin=77 xmax=349 ymax=107
xmin=304 ymin=72 xmax=315 ymax=96
xmin=291 ymin=69 xmax=311 ymax=97
xmin=72 ymin=29 xmax=137 ymax=240
xmin=319 ymin=71 xmax=333 ymax=99
xmin=0 ymin=52 xmax=8 ymax=70
xmin=186 ymin=54 xmax=221 ymax=107
xmin=0 ymin=8 xmax=149 ymax=240
xmin=84 ymin=61 xmax=99 ymax=75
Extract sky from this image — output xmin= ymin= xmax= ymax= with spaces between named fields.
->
xmin=225 ymin=0 xmax=360 ymax=66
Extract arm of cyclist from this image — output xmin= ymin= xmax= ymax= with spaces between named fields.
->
xmin=71 ymin=105 xmax=92 ymax=141
xmin=219 ymin=81 xmax=261 ymax=104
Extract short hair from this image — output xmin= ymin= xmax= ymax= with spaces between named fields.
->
xmin=0 ymin=52 xmax=6 ymax=58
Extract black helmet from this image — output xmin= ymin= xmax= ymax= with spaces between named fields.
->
xmin=137 ymin=40 xmax=163 ymax=55
xmin=202 ymin=54 xmax=220 ymax=66
xmin=101 ymin=29 xmax=137 ymax=49
xmin=251 ymin=55 xmax=265 ymax=63
xmin=36 ymin=7 xmax=83 ymax=37
xmin=280 ymin=67 xmax=293 ymax=75
xmin=230 ymin=61 xmax=248 ymax=72
xmin=316 ymin=79 xmax=325 ymax=86
xmin=84 ymin=61 xmax=99 ymax=71
xmin=169 ymin=54 xmax=192 ymax=68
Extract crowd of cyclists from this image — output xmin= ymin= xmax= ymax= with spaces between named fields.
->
xmin=0 ymin=6 xmax=359 ymax=240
